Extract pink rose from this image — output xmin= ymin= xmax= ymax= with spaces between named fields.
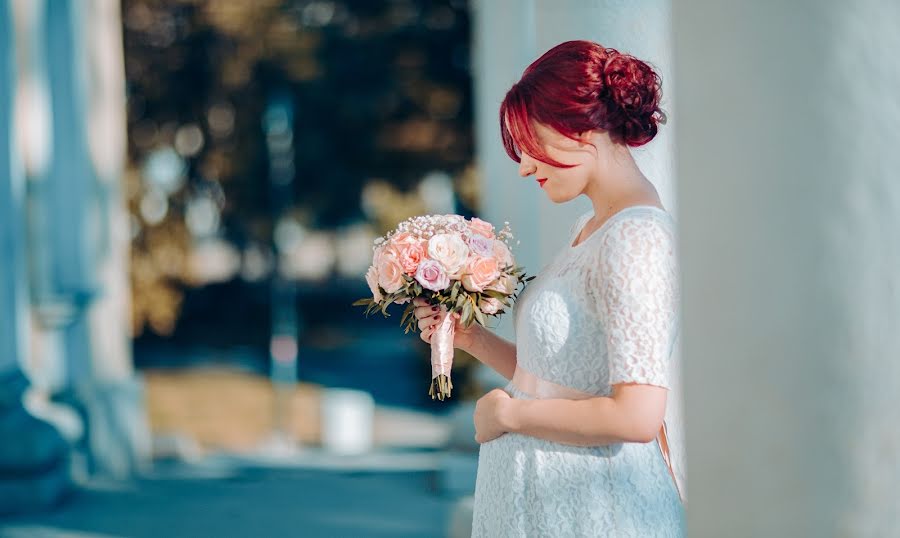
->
xmin=365 ymin=265 xmax=383 ymax=302
xmin=388 ymin=232 xmax=427 ymax=275
xmin=479 ymin=297 xmax=502 ymax=315
xmin=375 ymin=248 xmax=406 ymax=294
xmin=492 ymin=240 xmax=514 ymax=270
xmin=461 ymin=256 xmax=500 ymax=292
xmin=469 ymin=217 xmax=494 ymax=238
xmin=467 ymin=234 xmax=494 ymax=258
xmin=415 ymin=259 xmax=450 ymax=291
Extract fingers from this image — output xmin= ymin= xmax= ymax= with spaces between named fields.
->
xmin=414 ymin=303 xmax=441 ymax=323
xmin=417 ymin=310 xmax=443 ymax=330
xmin=412 ymin=298 xmax=443 ymax=344
xmin=420 ymin=325 xmax=433 ymax=344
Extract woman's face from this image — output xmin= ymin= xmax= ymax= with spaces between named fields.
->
xmin=517 ymin=121 xmax=598 ymax=204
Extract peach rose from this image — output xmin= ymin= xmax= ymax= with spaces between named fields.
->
xmin=427 ymin=233 xmax=470 ymax=277
xmin=462 ymin=256 xmax=501 ymax=292
xmin=469 ymin=217 xmax=494 ymax=238
xmin=375 ymin=249 xmax=406 ymax=294
xmin=479 ymin=297 xmax=502 ymax=315
xmin=365 ymin=265 xmax=383 ymax=302
xmin=492 ymin=240 xmax=514 ymax=270
xmin=388 ymin=232 xmax=427 ymax=275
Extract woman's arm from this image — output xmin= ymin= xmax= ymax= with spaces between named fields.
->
xmin=476 ymin=383 xmax=667 ymax=446
xmin=456 ymin=324 xmax=517 ymax=380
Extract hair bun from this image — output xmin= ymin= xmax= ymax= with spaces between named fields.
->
xmin=499 ymin=41 xmax=668 ymax=166
xmin=600 ymin=50 xmax=665 ymax=146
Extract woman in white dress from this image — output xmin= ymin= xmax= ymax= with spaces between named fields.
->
xmin=413 ymin=40 xmax=685 ymax=537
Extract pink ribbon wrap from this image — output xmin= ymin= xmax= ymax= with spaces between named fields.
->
xmin=430 ymin=308 xmax=456 ymax=383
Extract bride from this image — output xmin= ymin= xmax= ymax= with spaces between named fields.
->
xmin=413 ymin=40 xmax=685 ymax=536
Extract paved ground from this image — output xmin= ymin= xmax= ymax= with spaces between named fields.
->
xmin=0 ymin=454 xmax=459 ymax=538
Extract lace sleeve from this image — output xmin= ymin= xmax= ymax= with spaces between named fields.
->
xmin=595 ymin=215 xmax=679 ymax=388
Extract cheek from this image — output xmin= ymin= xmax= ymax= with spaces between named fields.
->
xmin=553 ymin=166 xmax=589 ymax=189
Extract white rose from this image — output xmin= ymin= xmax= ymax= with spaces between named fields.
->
xmin=492 ymin=240 xmax=515 ymax=270
xmin=480 ymin=297 xmax=502 ymax=315
xmin=427 ymin=233 xmax=470 ymax=278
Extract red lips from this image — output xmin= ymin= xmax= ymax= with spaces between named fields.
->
xmin=537 ymin=178 xmax=548 ymax=187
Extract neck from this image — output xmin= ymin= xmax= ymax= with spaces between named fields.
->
xmin=583 ymin=143 xmax=650 ymax=220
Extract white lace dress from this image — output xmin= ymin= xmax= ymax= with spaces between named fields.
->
xmin=471 ymin=205 xmax=686 ymax=537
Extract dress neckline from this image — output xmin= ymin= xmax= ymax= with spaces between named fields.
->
xmin=569 ymin=204 xmax=672 ymax=249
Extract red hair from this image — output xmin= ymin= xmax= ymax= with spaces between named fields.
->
xmin=500 ymin=40 xmax=666 ymax=168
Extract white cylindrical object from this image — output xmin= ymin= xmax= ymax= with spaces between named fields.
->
xmin=320 ymin=388 xmax=375 ymax=455
xmin=675 ymin=1 xmax=900 ymax=535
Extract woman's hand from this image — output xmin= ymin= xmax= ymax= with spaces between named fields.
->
xmin=474 ymin=388 xmax=515 ymax=444
xmin=412 ymin=297 xmax=480 ymax=351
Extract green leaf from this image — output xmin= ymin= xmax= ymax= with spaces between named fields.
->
xmin=483 ymin=289 xmax=507 ymax=300
xmin=473 ymin=302 xmax=486 ymax=326
xmin=400 ymin=303 xmax=415 ymax=326
xmin=461 ymin=300 xmax=472 ymax=327
xmin=352 ymin=298 xmax=373 ymax=307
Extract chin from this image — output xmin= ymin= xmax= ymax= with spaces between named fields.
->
xmin=546 ymin=189 xmax=578 ymax=204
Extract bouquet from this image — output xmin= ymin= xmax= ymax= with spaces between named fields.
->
xmin=353 ymin=214 xmax=533 ymax=401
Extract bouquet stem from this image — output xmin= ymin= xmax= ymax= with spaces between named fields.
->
xmin=428 ymin=309 xmax=456 ymax=400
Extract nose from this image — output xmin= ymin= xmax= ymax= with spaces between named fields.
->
xmin=518 ymin=153 xmax=537 ymax=177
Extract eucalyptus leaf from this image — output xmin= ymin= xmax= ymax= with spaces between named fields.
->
xmin=473 ymin=303 xmax=486 ymax=326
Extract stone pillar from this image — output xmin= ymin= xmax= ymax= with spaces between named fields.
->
xmin=674 ymin=1 xmax=900 ymax=535
xmin=79 ymin=0 xmax=151 ymax=479
xmin=471 ymin=0 xmax=541 ymax=343
xmin=0 ymin=0 xmax=70 ymax=515
xmin=17 ymin=0 xmax=148 ymax=479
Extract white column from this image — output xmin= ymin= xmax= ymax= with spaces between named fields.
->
xmin=471 ymin=0 xmax=539 ymax=341
xmin=80 ymin=0 xmax=150 ymax=477
xmin=0 ymin=0 xmax=71 ymax=514
xmin=674 ymin=1 xmax=900 ymax=535
xmin=13 ymin=0 xmax=148 ymax=478
xmin=533 ymin=0 xmax=677 ymax=218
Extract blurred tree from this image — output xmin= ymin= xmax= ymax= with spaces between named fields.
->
xmin=121 ymin=0 xmax=473 ymax=340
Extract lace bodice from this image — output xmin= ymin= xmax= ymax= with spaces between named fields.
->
xmin=472 ymin=205 xmax=686 ymax=537
xmin=513 ymin=205 xmax=680 ymax=395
